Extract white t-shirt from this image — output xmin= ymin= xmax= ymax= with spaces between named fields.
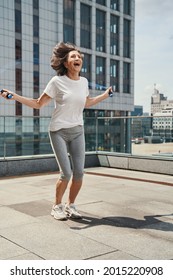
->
xmin=44 ymin=75 xmax=89 ymax=131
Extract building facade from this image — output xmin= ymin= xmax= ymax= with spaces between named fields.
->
xmin=0 ymin=0 xmax=135 ymax=156
xmin=130 ymin=106 xmax=151 ymax=140
xmin=150 ymin=86 xmax=173 ymax=142
xmin=152 ymin=109 xmax=173 ymax=142
xmin=151 ymin=87 xmax=173 ymax=115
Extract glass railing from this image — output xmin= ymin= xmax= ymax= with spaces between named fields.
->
xmin=0 ymin=116 xmax=52 ymax=158
xmin=0 ymin=115 xmax=173 ymax=159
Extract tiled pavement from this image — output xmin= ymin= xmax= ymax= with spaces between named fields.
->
xmin=0 ymin=167 xmax=173 ymax=260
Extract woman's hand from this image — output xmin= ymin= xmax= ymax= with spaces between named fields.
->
xmin=105 ymin=86 xmax=113 ymax=97
xmin=0 ymin=89 xmax=14 ymax=100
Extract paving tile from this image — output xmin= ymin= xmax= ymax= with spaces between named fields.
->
xmin=6 ymin=253 xmax=44 ymax=260
xmin=141 ymin=219 xmax=173 ymax=241
xmin=89 ymin=250 xmax=141 ymax=260
xmin=70 ymin=221 xmax=173 ymax=260
xmin=0 ymin=206 xmax=38 ymax=229
xmin=78 ymin=201 xmax=159 ymax=229
xmin=0 ymin=221 xmax=115 ymax=260
xmin=0 ymin=237 xmax=28 ymax=260
xmin=8 ymin=200 xmax=52 ymax=217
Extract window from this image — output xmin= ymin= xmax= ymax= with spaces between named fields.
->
xmin=33 ymin=0 xmax=39 ymax=9
xmin=15 ymin=10 xmax=21 ymax=33
xmin=124 ymin=0 xmax=131 ymax=15
xmin=15 ymin=103 xmax=22 ymax=116
xmin=34 ymin=44 xmax=39 ymax=65
xmin=123 ymin=19 xmax=130 ymax=58
xmin=15 ymin=39 xmax=22 ymax=63
xmin=33 ymin=15 xmax=39 ymax=37
xmin=110 ymin=0 xmax=119 ymax=11
xmin=80 ymin=4 xmax=91 ymax=49
xmin=123 ymin=62 xmax=130 ymax=93
xmin=96 ymin=0 xmax=106 ymax=6
xmin=15 ymin=0 xmax=22 ymax=117
xmin=96 ymin=9 xmax=106 ymax=52
xmin=16 ymin=68 xmax=22 ymax=91
xmin=110 ymin=15 xmax=119 ymax=55
xmin=81 ymin=53 xmax=91 ymax=86
xmin=110 ymin=60 xmax=119 ymax=92
xmin=96 ymin=57 xmax=106 ymax=89
xmin=63 ymin=0 xmax=75 ymax=43
xmin=33 ymin=71 xmax=39 ymax=92
xmin=33 ymin=2 xmax=40 ymax=118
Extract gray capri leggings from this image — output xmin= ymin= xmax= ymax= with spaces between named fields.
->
xmin=49 ymin=125 xmax=85 ymax=181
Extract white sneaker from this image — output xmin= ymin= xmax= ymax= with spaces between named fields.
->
xmin=51 ymin=204 xmax=67 ymax=220
xmin=65 ymin=204 xmax=82 ymax=219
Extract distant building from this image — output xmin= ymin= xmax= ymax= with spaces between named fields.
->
xmin=152 ymin=108 xmax=173 ymax=142
xmin=151 ymin=86 xmax=173 ymax=115
xmin=131 ymin=105 xmax=143 ymax=116
xmin=131 ymin=105 xmax=150 ymax=139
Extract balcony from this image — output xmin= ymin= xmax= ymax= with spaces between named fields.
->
xmin=0 ymin=115 xmax=173 ymax=260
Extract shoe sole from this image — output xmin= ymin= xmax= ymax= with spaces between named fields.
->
xmin=51 ymin=210 xmax=67 ymax=221
xmin=54 ymin=215 xmax=67 ymax=221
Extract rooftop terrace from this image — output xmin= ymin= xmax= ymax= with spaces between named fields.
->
xmin=0 ymin=167 xmax=173 ymax=260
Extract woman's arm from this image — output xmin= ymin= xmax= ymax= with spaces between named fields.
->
xmin=0 ymin=89 xmax=52 ymax=109
xmin=85 ymin=87 xmax=112 ymax=108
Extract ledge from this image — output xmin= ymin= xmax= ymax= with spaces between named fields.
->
xmin=0 ymin=152 xmax=100 ymax=177
xmin=0 ymin=152 xmax=173 ymax=177
xmin=97 ymin=152 xmax=173 ymax=176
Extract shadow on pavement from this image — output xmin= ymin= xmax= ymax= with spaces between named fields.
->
xmin=70 ymin=213 xmax=173 ymax=231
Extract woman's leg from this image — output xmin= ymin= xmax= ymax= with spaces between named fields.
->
xmin=68 ymin=178 xmax=83 ymax=204
xmin=55 ymin=179 xmax=68 ymax=205
xmin=49 ymin=131 xmax=72 ymax=204
xmin=67 ymin=129 xmax=85 ymax=205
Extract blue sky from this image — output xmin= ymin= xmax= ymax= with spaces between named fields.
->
xmin=135 ymin=0 xmax=173 ymax=112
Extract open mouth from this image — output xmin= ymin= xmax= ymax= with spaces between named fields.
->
xmin=74 ymin=62 xmax=81 ymax=66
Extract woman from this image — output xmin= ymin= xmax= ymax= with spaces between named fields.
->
xmin=1 ymin=42 xmax=112 ymax=221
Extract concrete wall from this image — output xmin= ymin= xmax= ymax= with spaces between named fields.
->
xmin=0 ymin=153 xmax=100 ymax=177
xmin=97 ymin=153 xmax=173 ymax=175
xmin=0 ymin=152 xmax=172 ymax=177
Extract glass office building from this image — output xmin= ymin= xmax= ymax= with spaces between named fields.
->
xmin=0 ymin=0 xmax=135 ymax=155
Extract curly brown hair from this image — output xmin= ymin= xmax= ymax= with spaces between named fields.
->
xmin=50 ymin=42 xmax=83 ymax=76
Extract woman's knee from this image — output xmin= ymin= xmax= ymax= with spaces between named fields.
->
xmin=60 ymin=171 xmax=72 ymax=182
xmin=72 ymin=171 xmax=84 ymax=181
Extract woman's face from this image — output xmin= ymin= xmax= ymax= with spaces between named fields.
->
xmin=64 ymin=50 xmax=83 ymax=74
